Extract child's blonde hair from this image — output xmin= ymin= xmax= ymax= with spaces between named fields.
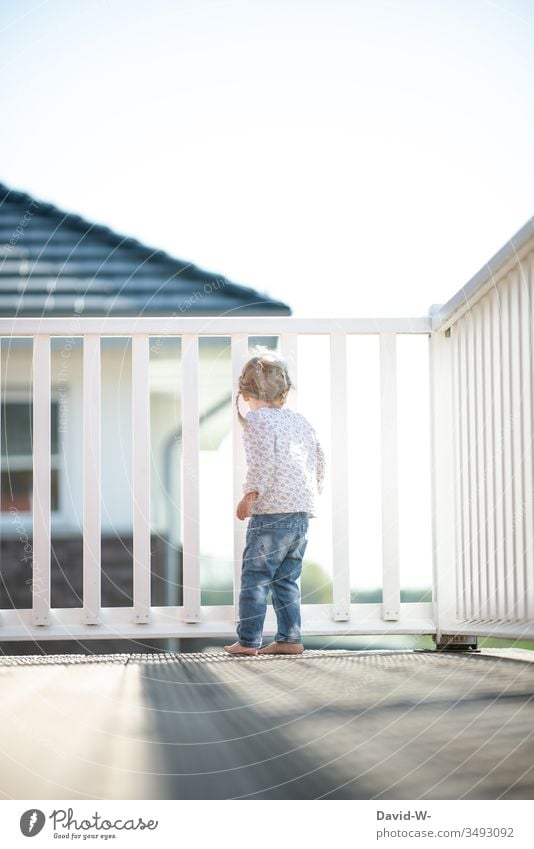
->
xmin=236 ymin=346 xmax=294 ymax=426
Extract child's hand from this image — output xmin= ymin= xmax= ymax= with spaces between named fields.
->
xmin=236 ymin=492 xmax=258 ymax=520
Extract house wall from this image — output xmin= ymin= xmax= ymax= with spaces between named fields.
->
xmin=0 ymin=532 xmax=178 ymax=609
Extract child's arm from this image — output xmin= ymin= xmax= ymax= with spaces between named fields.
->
xmin=236 ymin=490 xmax=258 ymax=520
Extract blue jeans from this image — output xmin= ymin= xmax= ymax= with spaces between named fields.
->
xmin=237 ymin=512 xmax=309 ymax=648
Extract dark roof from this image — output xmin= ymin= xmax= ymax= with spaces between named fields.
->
xmin=0 ymin=183 xmax=290 ymax=316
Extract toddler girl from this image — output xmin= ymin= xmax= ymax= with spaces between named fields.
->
xmin=224 ymin=347 xmax=325 ymax=656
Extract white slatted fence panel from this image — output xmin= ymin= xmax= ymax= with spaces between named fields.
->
xmin=457 ymin=324 xmax=470 ymax=620
xmin=451 ymin=322 xmax=463 ymax=622
xmin=481 ymin=297 xmax=497 ymax=621
xmin=132 ymin=334 xmax=151 ymax=624
xmin=466 ymin=313 xmax=478 ymax=620
xmin=446 ymin=261 xmax=534 ymax=631
xmin=181 ymin=335 xmax=200 ymax=623
xmin=500 ymin=282 xmax=515 ymax=620
xmin=520 ymin=260 xmax=534 ymax=621
xmin=491 ymin=294 xmax=506 ymax=621
xmin=509 ymin=274 xmax=526 ymax=620
xmin=474 ymin=305 xmax=488 ymax=619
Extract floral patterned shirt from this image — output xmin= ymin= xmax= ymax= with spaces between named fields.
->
xmin=242 ymin=407 xmax=326 ymax=517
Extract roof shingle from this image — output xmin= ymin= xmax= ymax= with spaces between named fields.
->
xmin=0 ymin=183 xmax=290 ymax=317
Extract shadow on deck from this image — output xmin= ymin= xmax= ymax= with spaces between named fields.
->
xmin=1 ymin=649 xmax=533 ymax=800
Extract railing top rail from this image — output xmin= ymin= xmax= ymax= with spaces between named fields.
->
xmin=0 ymin=315 xmax=432 ymax=335
xmin=431 ymin=215 xmax=534 ymax=333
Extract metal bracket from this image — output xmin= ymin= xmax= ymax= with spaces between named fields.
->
xmin=433 ymin=633 xmax=479 ymax=652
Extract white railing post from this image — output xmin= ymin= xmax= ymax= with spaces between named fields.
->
xmin=519 ymin=267 xmax=534 ymax=622
xmin=0 ymin=339 xmax=1 ymax=623
xmin=500 ymin=284 xmax=516 ymax=621
xmin=83 ymin=334 xmax=102 ymax=625
xmin=232 ymin=334 xmax=249 ymax=622
xmin=132 ymin=334 xmax=151 ymax=624
xmin=181 ymin=334 xmax=201 ymax=623
xmin=509 ymin=274 xmax=527 ymax=621
xmin=491 ymin=293 xmax=508 ymax=624
xmin=465 ymin=312 xmax=478 ymax=621
xmin=330 ymin=332 xmax=350 ymax=621
xmin=380 ymin=332 xmax=400 ymax=621
xmin=481 ymin=297 xmax=497 ymax=622
xmin=455 ymin=323 xmax=469 ymax=622
xmin=429 ymin=328 xmax=457 ymax=638
xmin=32 ymin=334 xmax=51 ymax=626
xmin=474 ymin=305 xmax=488 ymax=620
xmin=280 ymin=333 xmax=298 ymax=411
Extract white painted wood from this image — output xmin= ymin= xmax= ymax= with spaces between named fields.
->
xmin=132 ymin=334 xmax=151 ymax=624
xmin=482 ymin=297 xmax=497 ymax=620
xmin=0 ymin=602 xmax=440 ymax=641
xmin=4 ymin=263 xmax=532 ymax=644
xmin=83 ymin=334 xmax=102 ymax=625
xmin=509 ymin=274 xmax=526 ymax=621
xmin=451 ymin=322 xmax=462 ymax=622
xmin=422 ymin=620 xmax=534 ymax=640
xmin=232 ymin=334 xmax=250 ymax=621
xmin=429 ymin=329 xmax=457 ymax=636
xmin=474 ymin=304 xmax=488 ymax=619
xmin=0 ymin=340 xmax=1 ymax=625
xmin=0 ymin=316 xmax=432 ymax=337
xmin=457 ymin=324 xmax=469 ymax=620
xmin=466 ymin=314 xmax=478 ymax=620
xmin=181 ymin=335 xmax=201 ymax=623
xmin=436 ymin=251 xmax=534 ymax=634
xmin=32 ymin=335 xmax=51 ymax=626
xmin=491 ymin=292 xmax=506 ymax=621
xmin=379 ymin=332 xmax=400 ymax=621
xmin=330 ymin=333 xmax=350 ymax=621
xmin=279 ymin=333 xmax=298 ymax=411
xmin=521 ymin=260 xmax=534 ymax=621
xmin=500 ymin=281 xmax=515 ymax=620
xmin=431 ymin=221 xmax=534 ymax=332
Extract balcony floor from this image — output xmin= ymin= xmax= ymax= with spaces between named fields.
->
xmin=0 ymin=649 xmax=533 ymax=800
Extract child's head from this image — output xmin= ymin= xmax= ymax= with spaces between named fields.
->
xmin=236 ymin=346 xmax=293 ymax=426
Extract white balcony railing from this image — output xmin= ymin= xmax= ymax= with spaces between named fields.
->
xmin=0 ymin=315 xmax=436 ymax=641
xmin=431 ymin=218 xmax=534 ymax=641
xmin=0 ymin=217 xmax=532 ymax=643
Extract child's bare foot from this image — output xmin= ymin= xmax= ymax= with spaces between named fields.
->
xmin=257 ymin=641 xmax=304 ymax=655
xmin=223 ymin=642 xmax=258 ymax=655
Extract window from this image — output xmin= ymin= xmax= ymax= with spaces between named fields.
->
xmin=1 ymin=398 xmax=61 ymax=512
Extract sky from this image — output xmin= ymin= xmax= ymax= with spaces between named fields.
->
xmin=1 ymin=0 xmax=533 ymax=318
xmin=1 ymin=0 xmax=533 ymax=590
